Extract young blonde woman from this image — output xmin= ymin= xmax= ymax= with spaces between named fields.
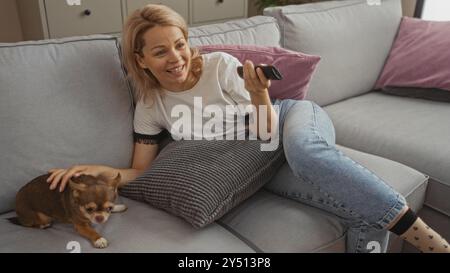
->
xmin=47 ymin=4 xmax=449 ymax=253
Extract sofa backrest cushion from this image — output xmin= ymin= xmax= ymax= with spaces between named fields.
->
xmin=375 ymin=17 xmax=450 ymax=93
xmin=188 ymin=16 xmax=281 ymax=47
xmin=0 ymin=35 xmax=134 ymax=213
xmin=199 ymin=44 xmax=321 ymax=100
xmin=264 ymin=0 xmax=402 ymax=106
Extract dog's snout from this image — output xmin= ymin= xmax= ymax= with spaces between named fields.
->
xmin=95 ymin=215 xmax=104 ymax=223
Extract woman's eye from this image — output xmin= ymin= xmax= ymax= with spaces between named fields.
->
xmin=155 ymin=51 xmax=165 ymax=57
xmin=153 ymin=43 xmax=184 ymax=57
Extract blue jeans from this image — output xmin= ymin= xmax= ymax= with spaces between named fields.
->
xmin=264 ymin=99 xmax=407 ymax=253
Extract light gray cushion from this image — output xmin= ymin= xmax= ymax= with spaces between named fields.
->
xmin=264 ymin=0 xmax=402 ymax=106
xmin=381 ymin=87 xmax=450 ymax=103
xmin=324 ymin=92 xmax=450 ymax=215
xmin=0 ymin=144 xmax=427 ymax=252
xmin=119 ymin=140 xmax=285 ymax=229
xmin=188 ymin=16 xmax=281 ymax=47
xmin=219 ymin=189 xmax=346 ymax=252
xmin=0 ymin=35 xmax=134 ymax=214
xmin=219 ymin=144 xmax=428 ymax=252
xmin=0 ymin=197 xmax=254 ymax=253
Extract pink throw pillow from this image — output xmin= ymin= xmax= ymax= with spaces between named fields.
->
xmin=198 ymin=45 xmax=321 ymax=100
xmin=375 ymin=17 xmax=450 ymax=92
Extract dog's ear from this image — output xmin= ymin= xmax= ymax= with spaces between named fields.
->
xmin=107 ymin=172 xmax=121 ymax=189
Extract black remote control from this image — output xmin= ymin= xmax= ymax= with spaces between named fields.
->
xmin=237 ymin=65 xmax=283 ymax=80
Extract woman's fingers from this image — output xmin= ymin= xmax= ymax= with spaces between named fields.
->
xmin=48 ymin=169 xmax=66 ymax=190
xmin=248 ymin=62 xmax=258 ymax=81
xmin=243 ymin=60 xmax=255 ymax=91
xmin=243 ymin=60 xmax=270 ymax=91
xmin=59 ymin=166 xmax=86 ymax=192
xmin=47 ymin=165 xmax=87 ymax=191
xmin=256 ymin=67 xmax=271 ymax=89
xmin=47 ymin=169 xmax=64 ymax=184
xmin=47 ymin=169 xmax=62 ymax=183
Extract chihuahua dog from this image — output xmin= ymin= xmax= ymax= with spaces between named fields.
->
xmin=10 ymin=173 xmax=127 ymax=248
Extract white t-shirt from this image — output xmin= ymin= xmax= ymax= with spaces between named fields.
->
xmin=133 ymin=52 xmax=253 ymax=143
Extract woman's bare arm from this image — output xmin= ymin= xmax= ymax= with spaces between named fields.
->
xmin=116 ymin=142 xmax=159 ymax=187
xmin=47 ymin=142 xmax=159 ymax=191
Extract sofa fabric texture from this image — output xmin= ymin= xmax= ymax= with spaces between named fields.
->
xmin=0 ymin=35 xmax=135 ymax=214
xmin=0 ymin=0 xmax=445 ymax=252
xmin=264 ymin=0 xmax=402 ymax=106
xmin=188 ymin=16 xmax=281 ymax=48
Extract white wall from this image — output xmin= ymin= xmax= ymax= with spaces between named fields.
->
xmin=422 ymin=0 xmax=450 ymax=20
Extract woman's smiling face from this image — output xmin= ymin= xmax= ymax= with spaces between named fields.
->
xmin=136 ymin=25 xmax=192 ymax=92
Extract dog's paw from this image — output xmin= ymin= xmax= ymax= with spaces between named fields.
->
xmin=112 ymin=204 xmax=127 ymax=213
xmin=39 ymin=223 xmax=52 ymax=229
xmin=94 ymin=237 xmax=108 ymax=248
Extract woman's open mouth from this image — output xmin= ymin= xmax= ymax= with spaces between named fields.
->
xmin=167 ymin=65 xmax=185 ymax=77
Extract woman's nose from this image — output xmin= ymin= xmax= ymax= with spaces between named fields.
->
xmin=167 ymin=49 xmax=181 ymax=62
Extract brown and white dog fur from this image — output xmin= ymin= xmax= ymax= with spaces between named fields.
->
xmin=10 ymin=173 xmax=127 ymax=248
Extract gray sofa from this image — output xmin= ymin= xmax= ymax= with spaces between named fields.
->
xmin=0 ymin=0 xmax=448 ymax=253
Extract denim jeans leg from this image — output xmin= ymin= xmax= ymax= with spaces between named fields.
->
xmin=268 ymin=99 xmax=407 ymax=253
xmin=264 ymin=162 xmax=391 ymax=253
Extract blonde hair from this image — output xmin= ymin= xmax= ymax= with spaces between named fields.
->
xmin=122 ymin=4 xmax=203 ymax=103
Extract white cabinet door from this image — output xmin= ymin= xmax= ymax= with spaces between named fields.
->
xmin=191 ymin=0 xmax=246 ymax=24
xmin=44 ymin=0 xmax=123 ymax=38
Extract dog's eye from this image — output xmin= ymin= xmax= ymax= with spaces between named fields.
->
xmin=85 ymin=207 xmax=95 ymax=213
xmin=106 ymin=206 xmax=113 ymax=213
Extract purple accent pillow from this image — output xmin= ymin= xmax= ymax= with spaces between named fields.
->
xmin=198 ymin=45 xmax=321 ymax=100
xmin=375 ymin=17 xmax=450 ymax=92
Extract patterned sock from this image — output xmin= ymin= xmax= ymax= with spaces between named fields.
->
xmin=390 ymin=209 xmax=449 ymax=253
xmin=401 ymin=218 xmax=450 ymax=253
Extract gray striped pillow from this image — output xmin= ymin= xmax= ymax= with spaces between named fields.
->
xmin=119 ymin=140 xmax=285 ymax=228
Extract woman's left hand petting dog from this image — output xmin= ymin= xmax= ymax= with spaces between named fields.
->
xmin=9 ymin=172 xmax=127 ymax=249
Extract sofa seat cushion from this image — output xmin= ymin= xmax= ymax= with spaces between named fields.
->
xmin=324 ymin=92 xmax=450 ymax=216
xmin=0 ymin=197 xmax=254 ymax=253
xmin=218 ymin=144 xmax=428 ymax=252
xmin=218 ymin=189 xmax=346 ymax=252
xmin=0 ymin=144 xmax=427 ymax=253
